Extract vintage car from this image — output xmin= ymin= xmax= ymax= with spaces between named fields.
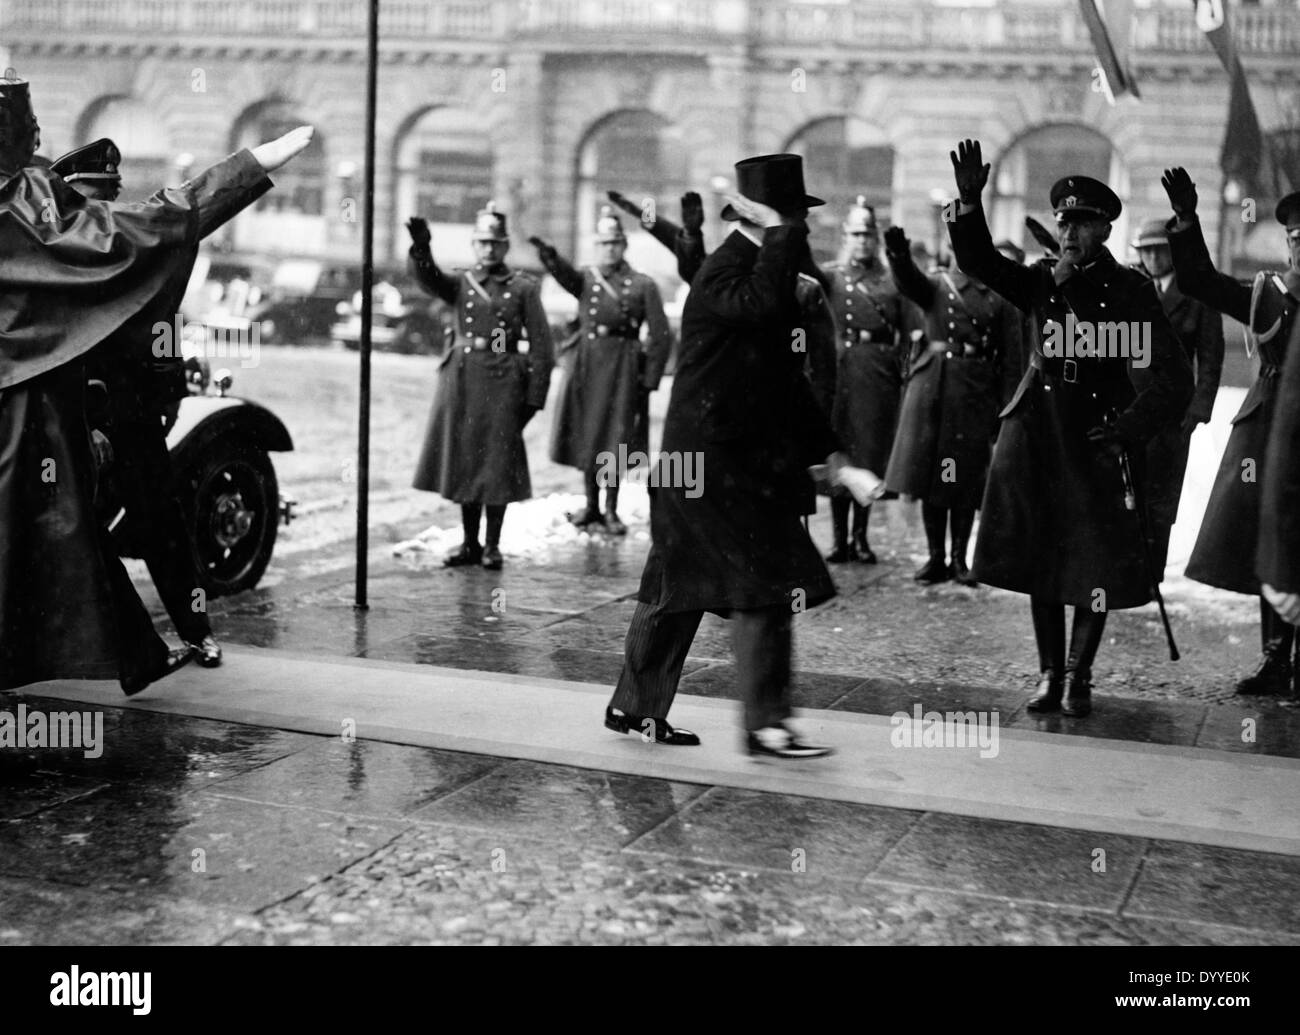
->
xmin=330 ymin=274 xmax=452 ymax=355
xmin=99 ymin=357 xmax=295 ymax=599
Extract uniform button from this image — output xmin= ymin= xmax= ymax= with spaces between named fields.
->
xmin=464 ymin=347 xmax=470 ymax=354
xmin=588 ymin=333 xmax=595 ymax=339
xmin=467 ymin=301 xmax=474 ymax=308
xmin=1100 ymin=301 xmax=1107 ymax=308
xmin=846 ymin=313 xmax=854 ymax=321
xmin=1044 ymin=384 xmax=1052 ymax=392
xmin=945 ymin=350 xmax=953 ymax=358
xmin=948 ymin=322 xmax=955 ymax=329
xmin=589 ymin=308 xmax=597 ymax=314
xmin=948 ymin=294 xmax=956 ymax=300
xmin=624 ymin=279 xmax=632 ymax=286
xmin=593 ymin=285 xmax=601 ymax=291
xmin=504 ymin=292 xmax=511 ymax=298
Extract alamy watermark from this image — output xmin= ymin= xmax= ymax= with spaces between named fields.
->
xmin=1041 ymin=314 xmax=1150 ymax=369
xmin=594 ymin=444 xmax=704 ymax=498
xmin=152 ymin=312 xmax=260 ymax=369
xmin=889 ymin=703 xmax=1000 ymax=758
xmin=0 ymin=704 xmax=104 ymax=758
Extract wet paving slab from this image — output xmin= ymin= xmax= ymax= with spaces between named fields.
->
xmin=677 ymin=664 xmax=864 ymax=711
xmin=1194 ymin=700 xmax=1300 ymax=758
xmin=1008 ymin=695 xmax=1207 ymax=747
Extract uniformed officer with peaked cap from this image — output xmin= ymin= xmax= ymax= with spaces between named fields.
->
xmin=408 ymin=201 xmax=555 ymax=571
xmin=49 ymin=137 xmax=122 ymax=199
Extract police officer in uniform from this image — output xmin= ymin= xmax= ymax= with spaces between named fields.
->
xmin=408 ymin=203 xmax=555 ymax=571
xmin=52 ymin=138 xmax=226 ymax=668
xmin=1260 ymin=295 xmax=1300 ymax=652
xmin=1162 ymin=171 xmax=1300 ymax=695
xmin=949 ymin=141 xmax=1192 ymax=718
xmin=530 ymin=206 xmax=671 ymax=534
xmin=882 ymin=223 xmax=1022 ymax=584
xmin=605 ymin=189 xmax=707 ymax=284
xmin=822 ymin=196 xmax=914 ymax=564
xmin=1131 ymin=217 xmax=1225 ymax=574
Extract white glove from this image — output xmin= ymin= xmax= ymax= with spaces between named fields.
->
xmin=834 ymin=464 xmax=886 ymax=507
xmin=1263 ymin=584 xmax=1300 ymax=626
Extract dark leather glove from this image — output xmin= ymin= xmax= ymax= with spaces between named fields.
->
xmin=681 ymin=191 xmax=703 ymax=234
xmin=884 ymin=225 xmax=910 ymax=257
xmin=528 ymin=236 xmax=557 ymax=263
xmin=1086 ymin=424 xmax=1126 ymax=459
xmin=406 ymin=216 xmax=431 ymax=250
xmin=949 ymin=138 xmax=990 ymax=205
xmin=1161 ymin=167 xmax=1198 ymax=219
xmin=606 ymin=190 xmax=643 ymax=220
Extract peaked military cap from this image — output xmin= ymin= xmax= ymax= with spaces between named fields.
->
xmin=471 ymin=201 xmax=509 ymax=241
xmin=1050 ymin=175 xmax=1122 ymax=221
xmin=594 ymin=204 xmax=625 ymax=242
xmin=1276 ymin=191 xmax=1300 ymax=227
xmin=842 ymin=195 xmax=877 ymax=233
xmin=1131 ymin=218 xmax=1169 ymax=249
xmin=50 ymin=138 xmax=121 ymax=184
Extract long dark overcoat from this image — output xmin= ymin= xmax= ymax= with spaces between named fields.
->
xmin=950 ymin=203 xmax=1193 ymax=609
xmin=1258 ymin=317 xmax=1300 ymax=592
xmin=544 ymin=258 xmax=670 ymax=470
xmin=1170 ymin=216 xmax=1298 ymax=594
xmin=637 ymin=226 xmax=841 ymax=615
xmin=884 ymin=254 xmax=1022 ymax=509
xmin=409 ymin=258 xmax=554 ymax=505
xmin=0 ymin=150 xmax=272 ymax=691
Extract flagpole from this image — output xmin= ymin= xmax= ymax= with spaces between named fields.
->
xmin=355 ymin=0 xmax=379 ymax=610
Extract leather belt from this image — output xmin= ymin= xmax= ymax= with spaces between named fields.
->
xmin=1029 ymin=349 xmax=1079 ymax=383
xmin=457 ymin=335 xmax=517 ymax=353
xmin=929 ymin=339 xmax=988 ymax=361
xmin=589 ymin=323 xmax=639 ymax=338
xmin=844 ymin=329 xmax=891 ymax=347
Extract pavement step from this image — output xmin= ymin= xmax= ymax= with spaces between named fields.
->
xmin=26 ymin=645 xmax=1300 ymax=858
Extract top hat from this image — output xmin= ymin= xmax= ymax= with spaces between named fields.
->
xmin=471 ymin=201 xmax=509 ymax=241
xmin=842 ymin=195 xmax=878 ymax=234
xmin=1131 ymin=218 xmax=1170 ymax=249
xmin=594 ymin=204 xmax=626 ymax=242
xmin=50 ymin=138 xmax=122 ymax=184
xmin=1050 ymin=175 xmax=1122 ymax=221
xmin=720 ymin=153 xmax=824 ymax=221
xmin=1276 ymin=191 xmax=1300 ymax=227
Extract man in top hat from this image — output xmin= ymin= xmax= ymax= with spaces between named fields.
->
xmin=0 ymin=74 xmax=312 ymax=694
xmin=1131 ymin=215 xmax=1225 ymax=575
xmin=606 ymin=189 xmax=707 ymax=284
xmin=605 ymin=153 xmax=882 ymax=758
xmin=1161 ymin=171 xmax=1300 ymax=695
xmin=881 ymin=222 xmax=1022 ymax=585
xmin=51 ymin=137 xmax=227 ymax=669
xmin=407 ymin=202 xmax=555 ymax=570
xmin=948 ymin=141 xmax=1192 ymax=718
xmin=529 ymin=205 xmax=671 ymax=534
xmin=821 ymin=195 xmax=917 ymax=565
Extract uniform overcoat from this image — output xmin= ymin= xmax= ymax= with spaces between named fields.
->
xmin=1170 ymin=216 xmax=1298 ymax=594
xmin=884 ymin=254 xmax=1022 ymax=509
xmin=637 ymin=225 xmax=841 ymax=615
xmin=409 ymin=257 xmax=554 ymax=505
xmin=950 ymin=203 xmax=1193 ymax=609
xmin=1258 ymin=317 xmax=1300 ymax=592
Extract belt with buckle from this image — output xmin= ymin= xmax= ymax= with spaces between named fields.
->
xmin=1029 ymin=350 xmax=1079 ymax=383
xmin=459 ymin=335 xmax=516 ymax=353
xmin=591 ymin=323 xmax=637 ymax=338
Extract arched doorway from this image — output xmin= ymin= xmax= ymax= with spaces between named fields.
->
xmin=990 ymin=123 xmax=1129 ymax=262
xmin=228 ymin=100 xmax=326 ymax=253
xmin=76 ymin=96 xmax=172 ymax=201
xmin=784 ymin=116 xmax=895 ymax=262
xmin=392 ymin=106 xmax=493 ymax=268
xmin=573 ymin=109 xmax=690 ymax=282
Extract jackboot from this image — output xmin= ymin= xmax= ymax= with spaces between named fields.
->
xmin=850 ymin=504 xmax=877 ymax=564
xmin=603 ymin=485 xmax=626 ymax=536
xmin=1027 ymin=599 xmax=1066 ymax=712
xmin=568 ymin=469 xmax=602 ymax=528
xmin=949 ymin=506 xmax=977 ymax=586
xmin=914 ymin=502 xmax=948 ymax=583
xmin=826 ymin=496 xmax=852 ymax=563
xmin=1062 ymin=608 xmax=1107 ymax=717
xmin=1236 ymin=596 xmax=1294 ymax=695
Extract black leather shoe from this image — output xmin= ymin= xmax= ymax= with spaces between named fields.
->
xmin=444 ymin=542 xmax=483 ymax=567
xmin=122 ymin=646 xmax=197 ymax=697
xmin=188 ymin=635 xmax=222 ymax=668
xmin=604 ymin=707 xmax=700 ymax=746
xmin=481 ymin=545 xmax=503 ymax=570
xmin=1061 ymin=671 xmax=1092 ymax=717
xmin=1235 ymin=654 xmax=1292 ymax=696
xmin=950 ymin=556 xmax=977 ymax=586
xmin=850 ymin=541 xmax=878 ymax=564
xmin=914 ymin=555 xmax=949 ymax=583
xmin=567 ymin=506 xmax=602 ymax=529
xmin=746 ymin=725 xmax=834 ymax=759
xmin=1026 ymin=670 xmax=1063 ymax=713
xmin=603 ymin=512 xmax=627 ymax=536
xmin=825 ymin=544 xmax=852 ymax=564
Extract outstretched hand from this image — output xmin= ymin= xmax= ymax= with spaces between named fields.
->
xmin=950 ymin=139 xmax=990 ymax=205
xmin=681 ymin=191 xmax=704 ymax=233
xmin=251 ymin=125 xmax=314 ymax=174
xmin=406 ymin=216 xmax=431 ymax=249
xmin=884 ymin=225 xmax=910 ymax=256
xmin=1161 ymin=167 xmax=1198 ymax=218
xmin=606 ymin=190 xmax=643 ymax=220
xmin=528 ymin=235 xmax=557 ymax=260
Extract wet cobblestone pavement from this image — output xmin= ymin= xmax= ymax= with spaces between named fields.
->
xmin=6 ymin=469 xmax=1300 ymax=945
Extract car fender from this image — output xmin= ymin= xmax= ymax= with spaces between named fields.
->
xmin=167 ymin=396 xmax=294 ymax=475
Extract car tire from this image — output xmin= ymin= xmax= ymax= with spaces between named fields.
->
xmin=179 ymin=437 xmax=280 ymax=598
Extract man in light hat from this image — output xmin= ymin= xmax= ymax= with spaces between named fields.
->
xmin=529 ymin=205 xmax=671 ymax=534
xmin=408 ymin=202 xmax=555 ymax=570
xmin=948 ymin=140 xmax=1192 ymax=718
xmin=605 ymin=153 xmax=883 ymax=758
xmin=820 ymin=195 xmax=916 ymax=566
xmin=1131 ymin=215 xmax=1225 ymax=575
xmin=52 ymin=137 xmax=230 ymax=670
xmin=0 ymin=74 xmax=313 ymax=694
xmin=1162 ymin=170 xmax=1300 ymax=696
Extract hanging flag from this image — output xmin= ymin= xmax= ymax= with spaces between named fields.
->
xmin=1078 ymin=0 xmax=1142 ymax=104
xmin=1190 ymin=0 xmax=1266 ymax=194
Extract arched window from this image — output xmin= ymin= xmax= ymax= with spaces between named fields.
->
xmin=77 ymin=96 xmax=172 ymax=202
xmin=784 ymin=117 xmax=895 ymax=261
xmin=573 ymin=109 xmax=690 ymax=280
xmin=233 ymin=102 xmax=325 ymax=216
xmin=393 ymin=106 xmax=493 ymax=264
xmin=990 ymin=123 xmax=1129 ymax=261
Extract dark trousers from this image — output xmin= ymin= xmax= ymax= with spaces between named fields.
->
xmin=111 ymin=417 xmax=211 ymax=644
xmin=610 ymin=600 xmax=794 ymax=732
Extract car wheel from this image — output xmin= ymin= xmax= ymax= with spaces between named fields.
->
xmin=180 ymin=438 xmax=279 ymax=598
